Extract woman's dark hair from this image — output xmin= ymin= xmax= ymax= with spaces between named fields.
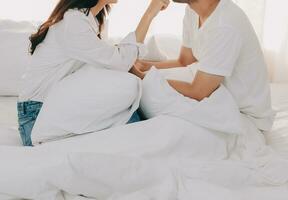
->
xmin=29 ymin=0 xmax=110 ymax=55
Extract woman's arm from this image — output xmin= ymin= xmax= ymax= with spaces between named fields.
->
xmin=92 ymin=0 xmax=169 ymax=43
xmin=135 ymin=0 xmax=170 ymax=43
xmin=60 ymin=0 xmax=170 ymax=72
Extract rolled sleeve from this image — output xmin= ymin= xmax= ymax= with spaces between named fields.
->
xmin=119 ymin=32 xmax=148 ymax=58
xmin=59 ymin=11 xmax=147 ymax=72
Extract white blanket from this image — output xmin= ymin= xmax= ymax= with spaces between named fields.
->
xmin=0 ymin=70 xmax=288 ymax=199
xmin=0 ymin=114 xmax=288 ymax=200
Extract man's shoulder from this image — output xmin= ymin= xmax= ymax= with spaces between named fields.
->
xmin=217 ymin=0 xmax=251 ymax=31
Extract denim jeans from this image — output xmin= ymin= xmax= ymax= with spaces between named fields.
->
xmin=17 ymin=101 xmax=142 ymax=146
xmin=127 ymin=110 xmax=142 ymax=124
xmin=17 ymin=101 xmax=43 ymax=146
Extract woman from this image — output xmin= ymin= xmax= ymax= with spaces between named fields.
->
xmin=17 ymin=0 xmax=170 ymax=146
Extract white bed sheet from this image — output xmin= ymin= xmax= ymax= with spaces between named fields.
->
xmin=0 ymin=96 xmax=21 ymax=146
xmin=0 ymin=83 xmax=288 ymax=200
xmin=267 ymin=84 xmax=288 ymax=157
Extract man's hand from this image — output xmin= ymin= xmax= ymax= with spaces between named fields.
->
xmin=129 ymin=65 xmax=146 ymax=79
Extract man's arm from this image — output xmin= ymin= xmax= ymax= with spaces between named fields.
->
xmin=168 ymin=70 xmax=224 ymax=101
xmin=129 ymin=63 xmax=224 ymax=101
xmin=136 ymin=46 xmax=197 ymax=71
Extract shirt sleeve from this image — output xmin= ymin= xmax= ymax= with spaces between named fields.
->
xmin=197 ymin=27 xmax=242 ymax=77
xmin=182 ymin=6 xmax=192 ymax=48
xmin=59 ymin=11 xmax=146 ymax=72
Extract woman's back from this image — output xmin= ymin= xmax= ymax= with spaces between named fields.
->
xmin=19 ymin=10 xmax=90 ymax=102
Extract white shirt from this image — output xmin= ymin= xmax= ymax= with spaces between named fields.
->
xmin=182 ymin=0 xmax=274 ymax=131
xmin=19 ymin=9 xmax=145 ymax=102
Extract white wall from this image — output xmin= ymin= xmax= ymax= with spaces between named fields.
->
xmin=108 ymin=1 xmax=185 ymax=37
xmin=0 ymin=0 xmax=185 ymax=37
xmin=0 ymin=0 xmax=58 ymax=21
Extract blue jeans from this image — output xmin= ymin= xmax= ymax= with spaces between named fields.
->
xmin=17 ymin=101 xmax=142 ymax=146
xmin=17 ymin=101 xmax=43 ymax=146
xmin=127 ymin=110 xmax=142 ymax=124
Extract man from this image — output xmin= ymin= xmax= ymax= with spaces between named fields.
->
xmin=131 ymin=0 xmax=274 ymax=132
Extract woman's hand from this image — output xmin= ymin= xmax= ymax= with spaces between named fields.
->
xmin=98 ymin=0 xmax=118 ymax=6
xmin=135 ymin=0 xmax=169 ymax=43
xmin=91 ymin=0 xmax=117 ymax=16
xmin=146 ymin=0 xmax=170 ymax=18
xmin=135 ymin=60 xmax=153 ymax=72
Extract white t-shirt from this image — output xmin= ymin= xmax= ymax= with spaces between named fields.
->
xmin=182 ymin=0 xmax=274 ymax=131
xmin=19 ymin=9 xmax=146 ymax=102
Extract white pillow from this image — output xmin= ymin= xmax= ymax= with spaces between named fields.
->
xmin=108 ymin=35 xmax=175 ymax=62
xmin=140 ymin=36 xmax=168 ymax=61
xmin=32 ymin=66 xmax=141 ymax=145
xmin=140 ymin=67 xmax=243 ymax=135
xmin=0 ymin=19 xmax=37 ymax=31
xmin=0 ymin=20 xmax=36 ymax=96
xmin=140 ymin=67 xmax=189 ymax=119
xmin=150 ymin=34 xmax=182 ymax=59
xmin=100 ymin=34 xmax=181 ymax=63
xmin=159 ymin=66 xmax=195 ymax=83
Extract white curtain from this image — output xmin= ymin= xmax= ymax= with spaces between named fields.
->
xmin=0 ymin=0 xmax=287 ymax=82
xmin=233 ymin=0 xmax=288 ymax=82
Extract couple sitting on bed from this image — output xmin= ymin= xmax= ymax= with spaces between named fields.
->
xmin=17 ymin=0 xmax=274 ymax=146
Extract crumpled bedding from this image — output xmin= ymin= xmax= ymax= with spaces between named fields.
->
xmin=0 ymin=114 xmax=288 ymax=200
xmin=0 ymin=85 xmax=288 ymax=199
xmin=0 ymin=72 xmax=288 ymax=200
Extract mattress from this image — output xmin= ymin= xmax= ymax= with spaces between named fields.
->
xmin=267 ymin=83 xmax=288 ymax=157
xmin=0 ymin=96 xmax=21 ymax=146
xmin=0 ymin=83 xmax=288 ymax=200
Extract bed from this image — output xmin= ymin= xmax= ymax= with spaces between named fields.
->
xmin=1 ymin=20 xmax=288 ymax=200
xmin=0 ymin=83 xmax=287 ymax=200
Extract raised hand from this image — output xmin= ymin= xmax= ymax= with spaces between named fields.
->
xmin=98 ymin=0 xmax=118 ymax=6
xmin=135 ymin=0 xmax=170 ymax=43
xmin=147 ymin=0 xmax=170 ymax=17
